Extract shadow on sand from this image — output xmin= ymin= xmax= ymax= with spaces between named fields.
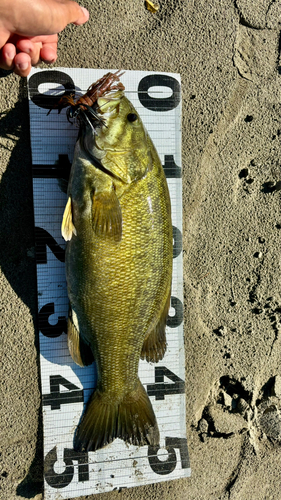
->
xmin=0 ymin=72 xmax=43 ymax=497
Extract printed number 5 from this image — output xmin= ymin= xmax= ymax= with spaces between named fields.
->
xmin=44 ymin=447 xmax=89 ymax=488
xmin=148 ymin=437 xmax=190 ymax=475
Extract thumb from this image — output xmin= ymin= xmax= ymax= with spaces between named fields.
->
xmin=48 ymin=1 xmax=89 ymax=32
xmin=0 ymin=1 xmax=89 ymax=49
xmin=72 ymin=5 xmax=89 ymax=25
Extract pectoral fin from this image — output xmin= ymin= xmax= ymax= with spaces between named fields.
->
xmin=141 ymin=291 xmax=171 ymax=363
xmin=62 ymin=197 xmax=77 ymax=241
xmin=67 ymin=307 xmax=94 ymax=367
xmin=92 ymin=187 xmax=122 ymax=242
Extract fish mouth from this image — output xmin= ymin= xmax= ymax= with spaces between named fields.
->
xmin=96 ymin=89 xmax=124 ymax=117
xmin=78 ymin=92 xmax=126 ymax=184
xmin=78 ymin=89 xmax=124 ymax=134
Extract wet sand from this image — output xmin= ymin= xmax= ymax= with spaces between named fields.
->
xmin=1 ymin=1 xmax=281 ymax=499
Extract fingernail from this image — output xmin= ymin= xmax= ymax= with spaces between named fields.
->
xmin=81 ymin=7 xmax=89 ymax=17
xmin=17 ymin=62 xmax=29 ymax=70
xmin=6 ymin=51 xmax=14 ymax=60
xmin=42 ymin=59 xmax=56 ymax=64
xmin=74 ymin=7 xmax=89 ymax=25
xmin=75 ymin=6 xmax=89 ymax=23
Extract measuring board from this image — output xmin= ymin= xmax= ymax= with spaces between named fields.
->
xmin=27 ymin=68 xmax=190 ymax=499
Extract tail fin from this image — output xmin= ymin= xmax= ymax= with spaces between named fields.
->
xmin=74 ymin=379 xmax=159 ymax=452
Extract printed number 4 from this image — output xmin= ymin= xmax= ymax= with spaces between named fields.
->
xmin=42 ymin=375 xmax=83 ymax=410
xmin=147 ymin=366 xmax=185 ymax=400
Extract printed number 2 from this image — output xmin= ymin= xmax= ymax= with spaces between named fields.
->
xmin=35 ymin=227 xmax=65 ymax=264
xmin=148 ymin=437 xmax=190 ymax=475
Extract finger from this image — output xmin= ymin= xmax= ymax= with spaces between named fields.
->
xmin=0 ymin=43 xmax=16 ymax=70
xmin=48 ymin=2 xmax=89 ymax=32
xmin=40 ymin=43 xmax=57 ymax=63
xmin=26 ymin=36 xmax=58 ymax=63
xmin=20 ymin=34 xmax=58 ymax=45
xmin=13 ymin=52 xmax=31 ymax=77
xmin=24 ymin=1 xmax=89 ymax=35
xmin=0 ymin=3 xmax=89 ymax=43
xmin=16 ymin=39 xmax=42 ymax=66
xmin=72 ymin=6 xmax=90 ymax=25
xmin=21 ymin=36 xmax=58 ymax=64
xmin=0 ymin=29 xmax=12 ymax=52
xmin=55 ymin=2 xmax=89 ymax=27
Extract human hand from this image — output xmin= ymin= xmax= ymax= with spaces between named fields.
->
xmin=0 ymin=0 xmax=89 ymax=77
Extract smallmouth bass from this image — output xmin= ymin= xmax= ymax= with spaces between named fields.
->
xmin=61 ymin=72 xmax=173 ymax=452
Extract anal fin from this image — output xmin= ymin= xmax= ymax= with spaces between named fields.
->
xmin=141 ymin=291 xmax=171 ymax=363
xmin=67 ymin=307 xmax=94 ymax=367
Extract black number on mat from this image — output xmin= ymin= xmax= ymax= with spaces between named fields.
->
xmin=138 ymin=74 xmax=180 ymax=111
xmin=148 ymin=437 xmax=190 ymax=475
xmin=147 ymin=366 xmax=185 ymax=401
xmin=32 ymin=154 xmax=71 ymax=179
xmin=173 ymin=226 xmax=182 ymax=259
xmin=167 ymin=296 xmax=183 ymax=327
xmin=42 ymin=375 xmax=83 ymax=410
xmin=38 ymin=303 xmax=66 ymax=338
xmin=163 ymin=155 xmax=181 ymax=178
xmin=44 ymin=447 xmax=89 ymax=488
xmin=29 ymin=70 xmax=75 ymax=111
xmin=35 ymin=227 xmax=65 ymax=264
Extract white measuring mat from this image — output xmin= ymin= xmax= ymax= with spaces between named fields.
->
xmin=27 ymin=68 xmax=190 ymax=499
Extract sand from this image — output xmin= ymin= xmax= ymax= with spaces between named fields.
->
xmin=1 ymin=0 xmax=281 ymax=499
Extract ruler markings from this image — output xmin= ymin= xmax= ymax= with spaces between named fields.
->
xmin=28 ymin=68 xmax=189 ymax=500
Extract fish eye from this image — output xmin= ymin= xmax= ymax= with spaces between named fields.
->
xmin=127 ymin=113 xmax=138 ymax=122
